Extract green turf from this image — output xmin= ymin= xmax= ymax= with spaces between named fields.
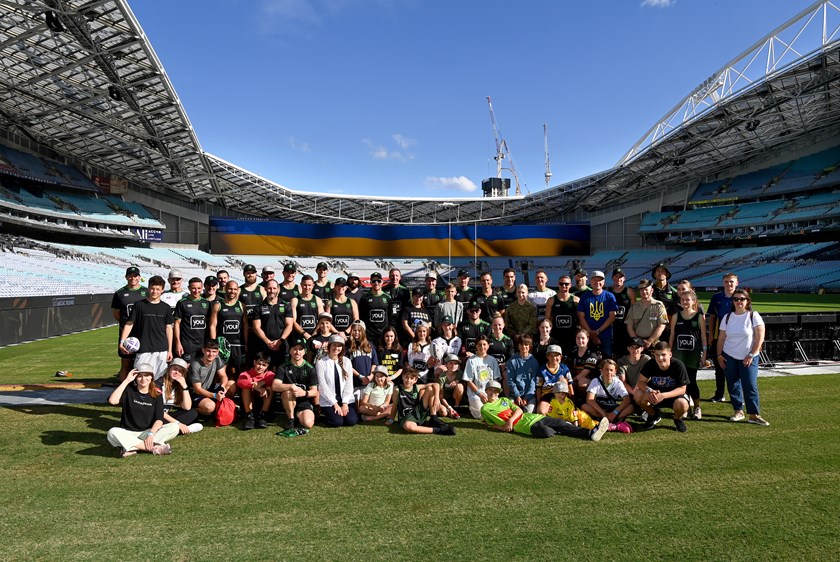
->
xmin=0 ymin=376 xmax=838 ymax=560
xmin=698 ymin=291 xmax=840 ymax=314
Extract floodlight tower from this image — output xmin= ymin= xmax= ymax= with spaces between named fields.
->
xmin=544 ymin=123 xmax=552 ymax=189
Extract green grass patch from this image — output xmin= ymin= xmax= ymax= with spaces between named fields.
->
xmin=698 ymin=291 xmax=840 ymax=314
xmin=0 ymin=376 xmax=838 ymax=560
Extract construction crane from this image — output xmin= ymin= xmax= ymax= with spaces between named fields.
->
xmin=486 ymin=96 xmax=523 ymax=196
xmin=544 ymin=123 xmax=552 ymax=189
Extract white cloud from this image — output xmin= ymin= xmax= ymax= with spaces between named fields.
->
xmin=641 ymin=0 xmax=675 ymax=7
xmin=287 ymin=137 xmax=311 ymax=152
xmin=362 ymin=137 xmax=414 ymax=162
xmin=425 ymin=176 xmax=478 ymax=193
xmin=392 ymin=133 xmax=415 ymax=150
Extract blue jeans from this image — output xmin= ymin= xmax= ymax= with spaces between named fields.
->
xmin=723 ymin=352 xmax=760 ymax=414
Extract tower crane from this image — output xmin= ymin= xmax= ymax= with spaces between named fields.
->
xmin=486 ymin=96 xmax=524 ymax=196
xmin=544 ymin=123 xmax=552 ymax=189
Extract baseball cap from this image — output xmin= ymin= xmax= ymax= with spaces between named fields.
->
xmin=373 ymin=365 xmax=389 ymax=375
xmin=283 ymin=263 xmax=297 ymax=273
xmin=169 ymin=358 xmax=189 ymax=370
xmin=457 ymin=269 xmax=470 ymax=277
xmin=637 ymin=278 xmax=651 ymax=290
xmin=485 ymin=380 xmax=502 ymax=392
xmin=262 ymin=265 xmax=275 ymax=274
xmin=370 ymin=272 xmax=383 ymax=281
xmin=334 ymin=277 xmax=347 ymax=286
xmin=318 ymin=312 xmax=332 ymax=321
xmin=444 ymin=353 xmax=461 ymax=364
xmin=612 ymin=268 xmax=625 ymax=278
xmin=411 ymin=287 xmax=424 ymax=297
xmin=316 ymin=262 xmax=328 ymax=270
xmin=426 ymin=273 xmax=437 ymax=280
xmin=468 ymin=303 xmax=481 ymax=311
xmin=168 ymin=269 xmax=184 ymax=280
xmin=288 ymin=336 xmax=307 ymax=349
xmin=441 ymin=315 xmax=454 ymax=325
xmin=327 ymin=334 xmax=345 ymax=345
xmin=546 ymin=344 xmax=563 ymax=356
xmin=351 ymin=319 xmax=367 ymax=330
xmin=125 ymin=266 xmax=140 ymax=276
xmin=553 ymin=379 xmax=569 ymax=394
xmin=243 ymin=264 xmax=257 ymax=273
xmin=590 ymin=270 xmax=606 ymax=280
xmin=574 ymin=268 xmax=587 ymax=277
xmin=204 ymin=275 xmax=218 ymax=286
xmin=629 ymin=336 xmax=646 ymax=348
xmin=134 ymin=363 xmax=154 ymax=374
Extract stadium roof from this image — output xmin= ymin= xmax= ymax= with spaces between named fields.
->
xmin=3 ymin=1 xmax=840 ymax=225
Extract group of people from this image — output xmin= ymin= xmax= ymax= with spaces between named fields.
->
xmin=106 ymin=262 xmax=769 ymax=456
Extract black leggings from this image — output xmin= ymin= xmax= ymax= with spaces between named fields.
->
xmin=686 ymin=367 xmax=700 ymax=402
xmin=531 ymin=417 xmax=591 ymax=440
xmin=170 ymin=408 xmax=198 ymax=425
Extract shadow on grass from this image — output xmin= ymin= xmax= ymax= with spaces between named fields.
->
xmin=40 ymin=429 xmax=116 ymax=457
xmin=10 ymin=404 xmax=118 ymax=431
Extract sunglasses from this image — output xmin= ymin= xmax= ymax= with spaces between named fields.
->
xmin=732 ymin=297 xmax=748 ymax=302
xmin=558 ymin=282 xmax=571 ymax=286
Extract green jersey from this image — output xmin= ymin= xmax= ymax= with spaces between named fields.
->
xmin=480 ymin=397 xmax=544 ymax=436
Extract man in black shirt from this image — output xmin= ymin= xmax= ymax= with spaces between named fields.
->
xmin=174 ymin=277 xmax=210 ymax=362
xmin=111 ymin=266 xmax=147 ymax=381
xmin=455 ymin=269 xmax=474 ymax=304
xmin=634 ymin=341 xmax=690 ymax=432
xmin=251 ymin=279 xmax=294 ymax=370
xmin=401 ymin=287 xmax=432 ymax=344
xmin=272 ymin=337 xmax=319 ymax=431
xmin=279 ymin=263 xmax=300 ymax=303
xmin=119 ymin=275 xmax=174 ymax=381
xmin=359 ymin=272 xmax=391 ymax=345
xmin=209 ymin=280 xmax=248 ymax=376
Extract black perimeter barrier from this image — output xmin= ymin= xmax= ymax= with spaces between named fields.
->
xmin=0 ymin=296 xmax=838 ymax=362
xmin=0 ymin=294 xmax=114 ymax=347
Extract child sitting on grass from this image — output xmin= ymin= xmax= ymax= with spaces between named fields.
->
xmin=389 ymin=367 xmax=455 ymax=435
xmin=545 ymin=379 xmax=597 ymax=430
xmin=582 ymin=359 xmax=634 ymax=433
xmin=535 ymin=344 xmax=573 ymax=415
xmin=436 ymin=354 xmax=464 ymax=419
xmin=236 ymin=351 xmax=275 ymax=430
xmin=358 ymin=366 xmax=394 ymax=422
xmin=480 ymin=380 xmax=608 ymax=441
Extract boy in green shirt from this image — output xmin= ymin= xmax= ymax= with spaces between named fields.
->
xmin=480 ymin=381 xmax=608 ymax=441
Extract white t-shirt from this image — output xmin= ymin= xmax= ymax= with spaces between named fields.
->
xmin=720 ymin=311 xmax=764 ymax=360
xmin=462 ymin=355 xmax=501 ymax=397
xmin=363 ymin=381 xmax=394 ymax=406
xmin=586 ymin=376 xmax=629 ymax=400
xmin=161 ymin=290 xmax=186 ymax=309
xmin=528 ymin=288 xmax=557 ymax=320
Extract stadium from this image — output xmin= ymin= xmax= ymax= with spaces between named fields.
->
xmin=0 ymin=1 xmax=838 ymax=560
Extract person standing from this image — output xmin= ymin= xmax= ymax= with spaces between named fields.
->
xmin=422 ymin=273 xmax=444 ymax=321
xmin=527 ymin=270 xmax=556 ymax=323
xmin=174 ymin=277 xmax=210 ymax=362
xmin=707 ymin=272 xmax=739 ymax=402
xmin=160 ymin=269 xmax=186 ymax=310
xmin=278 ymin=263 xmax=300 ymax=303
xmin=570 ymin=268 xmax=590 ymax=295
xmin=470 ymin=272 xmax=505 ymax=323
xmin=576 ymin=271 xmax=618 ymax=358
xmin=434 ymin=283 xmax=464 ymax=331
xmin=716 ymin=289 xmax=768 ymax=426
xmin=324 ymin=277 xmax=358 ymax=338
xmin=313 ymin=262 xmax=332 ymax=301
xmin=359 ymin=272 xmax=391 ymax=346
xmin=111 ymin=266 xmax=147 ymax=381
xmin=626 ymin=279 xmax=669 ymax=352
xmin=609 ymin=268 xmax=635 ymax=358
xmin=251 ymin=279 xmax=294 ymax=371
xmin=651 ymin=263 xmax=679 ymax=332
xmin=503 ymin=284 xmax=537 ymax=339
xmin=499 ymin=267 xmax=519 ymax=308
xmin=291 ymin=275 xmax=325 ymax=342
xmin=260 ymin=265 xmax=276 ymax=289
xmin=202 ymin=275 xmax=219 ymax=303
xmin=208 ymin=280 xmax=248 ymax=377
xmin=670 ymin=289 xmax=706 ymax=419
xmin=544 ymin=275 xmax=579 ymax=355
xmin=119 ymin=275 xmax=173 ymax=381
xmin=454 ymin=269 xmax=474 ymax=304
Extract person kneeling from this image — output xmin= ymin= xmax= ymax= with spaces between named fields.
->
xmin=390 ymin=368 xmax=455 ymax=435
xmin=272 ymin=337 xmax=319 ymax=435
xmin=633 ymin=342 xmax=690 ymax=433
xmin=106 ymin=364 xmax=179 ymax=457
xmin=481 ymin=380 xmax=608 ymax=441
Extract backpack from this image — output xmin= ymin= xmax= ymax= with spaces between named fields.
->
xmin=214 ymin=396 xmax=237 ymax=427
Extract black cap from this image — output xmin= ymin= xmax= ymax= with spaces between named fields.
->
xmin=411 ymin=287 xmax=424 ymax=297
xmin=316 ymin=262 xmax=328 ymax=270
xmin=243 ymin=264 xmax=257 ymax=273
xmin=204 ymin=275 xmax=219 ymax=286
xmin=334 ymin=277 xmax=347 ymax=286
xmin=612 ymin=268 xmax=625 ymax=278
xmin=468 ymin=302 xmax=481 ymax=311
xmin=574 ymin=268 xmax=587 ymax=277
xmin=125 ymin=266 xmax=140 ymax=276
xmin=441 ymin=315 xmax=454 ymax=324
xmin=288 ymin=336 xmax=307 ymax=349
xmin=652 ymin=262 xmax=672 ymax=279
xmin=283 ymin=263 xmax=297 ymax=273
xmin=629 ymin=336 xmax=645 ymax=348
xmin=457 ymin=269 xmax=470 ymax=277
xmin=370 ymin=272 xmax=383 ymax=281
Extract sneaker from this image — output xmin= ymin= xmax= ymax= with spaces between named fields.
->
xmin=437 ymin=424 xmax=456 ymax=436
xmin=151 ymin=443 xmax=172 ymax=456
xmin=285 ymin=418 xmax=295 ymax=430
xmin=693 ymin=406 xmax=702 ymax=420
xmin=616 ymin=421 xmax=633 ymax=434
xmin=119 ymin=448 xmax=137 ymax=458
xmin=730 ymin=411 xmax=745 ymax=422
xmin=186 ymin=423 xmax=203 ymax=434
xmin=643 ymin=413 xmax=662 ymax=430
xmin=590 ymin=417 xmax=609 ymax=442
xmin=710 ymin=395 xmax=727 ymax=403
xmin=294 ymin=427 xmax=310 ymax=437
xmin=640 ymin=411 xmax=649 ymax=422
xmin=256 ymin=414 xmax=268 ymax=429
xmin=748 ymin=415 xmax=770 ymax=426
xmin=243 ymin=413 xmax=255 ymax=430
xmin=608 ymin=423 xmax=619 ymax=432
xmin=675 ymin=419 xmax=688 ymax=433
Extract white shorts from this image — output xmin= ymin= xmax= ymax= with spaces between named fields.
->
xmin=134 ymin=351 xmax=169 ymax=380
xmin=106 ymin=422 xmax=179 ymax=451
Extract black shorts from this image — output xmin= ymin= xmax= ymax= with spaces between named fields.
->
xmin=442 ymin=381 xmax=462 ymax=403
xmin=226 ymin=345 xmax=246 ymax=373
xmin=399 ymin=406 xmax=430 ymax=428
xmin=655 ymin=394 xmax=689 ymax=410
xmin=294 ymin=400 xmax=314 ymax=415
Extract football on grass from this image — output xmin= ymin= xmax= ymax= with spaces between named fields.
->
xmin=122 ymin=337 xmax=141 ymax=353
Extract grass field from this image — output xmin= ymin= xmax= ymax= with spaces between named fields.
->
xmin=1 ymin=373 xmax=839 ymax=560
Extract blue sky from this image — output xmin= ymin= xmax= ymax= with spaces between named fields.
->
xmin=131 ymin=0 xmax=818 ymax=197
